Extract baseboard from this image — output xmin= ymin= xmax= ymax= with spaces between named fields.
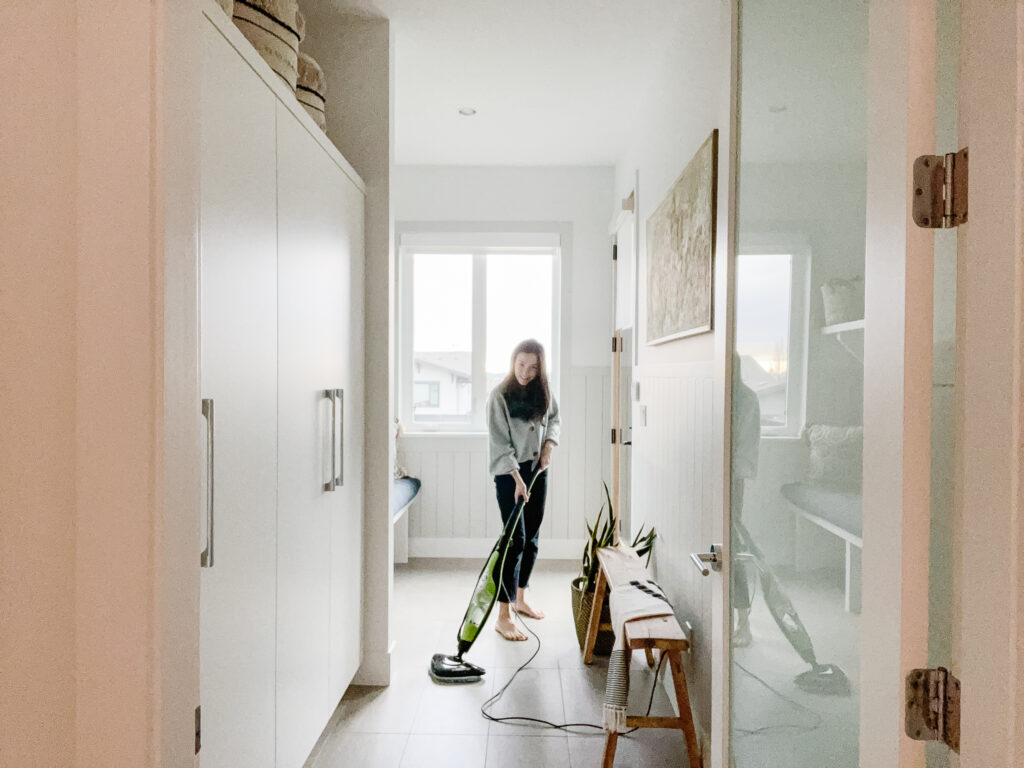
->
xmin=353 ymin=648 xmax=392 ymax=687
xmin=408 ymin=537 xmax=585 ymax=560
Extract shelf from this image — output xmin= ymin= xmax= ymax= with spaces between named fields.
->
xmin=822 ymin=319 xmax=865 ymax=335
xmin=821 ymin=319 xmax=864 ymax=363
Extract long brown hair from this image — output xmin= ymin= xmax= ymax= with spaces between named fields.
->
xmin=499 ymin=339 xmax=550 ymax=421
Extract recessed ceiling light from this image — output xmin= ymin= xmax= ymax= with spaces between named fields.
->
xmin=458 ymin=107 xmax=477 ymax=116
xmin=768 ymin=104 xmax=788 ymax=113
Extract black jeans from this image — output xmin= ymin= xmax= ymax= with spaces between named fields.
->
xmin=731 ymin=477 xmax=752 ymax=611
xmin=493 ymin=462 xmax=547 ymax=604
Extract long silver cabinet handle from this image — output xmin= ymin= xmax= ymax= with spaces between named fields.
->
xmin=323 ymin=390 xmax=337 ymax=492
xmin=201 ymin=398 xmax=215 ymax=568
xmin=334 ymin=388 xmax=344 ymax=488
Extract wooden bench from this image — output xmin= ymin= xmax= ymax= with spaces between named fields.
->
xmin=582 ymin=546 xmax=701 ymax=768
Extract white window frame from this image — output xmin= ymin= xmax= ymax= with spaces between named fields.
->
xmin=735 ymin=234 xmax=811 ymax=438
xmin=397 ymin=231 xmax=561 ymax=434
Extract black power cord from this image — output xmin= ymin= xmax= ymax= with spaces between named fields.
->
xmin=480 ymin=609 xmax=668 ymax=735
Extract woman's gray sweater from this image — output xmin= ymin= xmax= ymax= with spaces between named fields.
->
xmin=487 ymin=389 xmax=561 ymax=476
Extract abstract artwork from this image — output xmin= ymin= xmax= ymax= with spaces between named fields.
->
xmin=646 ymin=129 xmax=718 ymax=344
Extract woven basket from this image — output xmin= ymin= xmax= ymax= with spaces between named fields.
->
xmin=233 ymin=0 xmax=300 ymax=91
xmin=297 ymin=52 xmax=327 ymax=131
xmin=571 ymin=577 xmax=614 ymax=656
xmin=216 ymin=0 xmax=233 ymax=15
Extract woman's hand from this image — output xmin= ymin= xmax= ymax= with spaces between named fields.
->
xmin=513 ymin=470 xmax=530 ymax=504
xmin=539 ymin=439 xmax=555 ymax=470
xmin=512 ymin=475 xmax=528 ymax=505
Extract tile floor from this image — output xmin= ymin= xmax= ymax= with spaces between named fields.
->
xmin=305 ymin=559 xmax=691 ymax=768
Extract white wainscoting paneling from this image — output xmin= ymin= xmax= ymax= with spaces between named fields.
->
xmin=630 ymin=362 xmax=717 ymax=743
xmin=397 ymin=367 xmax=610 ymax=560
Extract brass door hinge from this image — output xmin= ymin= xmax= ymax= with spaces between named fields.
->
xmin=913 ymin=148 xmax=968 ymax=228
xmin=905 ymin=667 xmax=960 ymax=753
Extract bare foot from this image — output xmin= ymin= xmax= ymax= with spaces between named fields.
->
xmin=495 ymin=616 xmax=528 ymax=641
xmin=514 ymin=601 xmax=545 ymax=620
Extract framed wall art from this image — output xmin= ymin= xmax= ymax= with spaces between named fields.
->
xmin=645 ymin=129 xmax=718 ymax=345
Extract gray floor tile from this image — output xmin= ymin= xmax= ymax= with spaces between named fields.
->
xmin=482 ymin=667 xmax=566 ymax=736
xmin=411 ymin=673 xmax=495 ymax=735
xmin=568 ymin=730 xmax=692 ymax=768
xmin=332 ymin=680 xmax=427 ymax=734
xmin=400 ymin=734 xmax=488 ymax=768
xmin=485 ymin=734 xmax=570 ymax=768
xmin=312 ymin=732 xmax=409 ymax=768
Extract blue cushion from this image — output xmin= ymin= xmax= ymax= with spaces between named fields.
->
xmin=392 ymin=476 xmax=421 ymax=520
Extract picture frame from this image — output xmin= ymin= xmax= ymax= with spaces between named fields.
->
xmin=645 ymin=129 xmax=718 ymax=345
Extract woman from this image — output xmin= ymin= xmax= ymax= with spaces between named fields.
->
xmin=487 ymin=339 xmax=560 ymax=641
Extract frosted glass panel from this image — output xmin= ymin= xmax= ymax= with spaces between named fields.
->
xmin=730 ymin=1 xmax=866 ymax=765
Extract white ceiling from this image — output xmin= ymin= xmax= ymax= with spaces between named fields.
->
xmin=324 ymin=0 xmax=687 ymax=166
xmin=318 ymin=0 xmax=867 ymax=167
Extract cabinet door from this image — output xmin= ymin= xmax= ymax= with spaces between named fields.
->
xmin=276 ymin=103 xmax=361 ymax=767
xmin=198 ymin=21 xmax=278 ymax=768
xmin=329 ymin=159 xmax=365 ymax=705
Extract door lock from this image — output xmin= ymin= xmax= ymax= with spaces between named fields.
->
xmin=690 ymin=545 xmax=723 ymax=576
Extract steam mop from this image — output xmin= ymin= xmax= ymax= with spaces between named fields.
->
xmin=429 ymin=468 xmax=547 ymax=684
xmin=732 ymin=519 xmax=851 ymax=696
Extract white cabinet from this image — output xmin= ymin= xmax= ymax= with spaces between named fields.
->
xmin=275 ymin=101 xmax=365 ymax=767
xmin=199 ymin=20 xmax=278 ymax=768
xmin=275 ymin=114 xmax=366 ymax=761
xmin=199 ymin=9 xmax=365 ymax=768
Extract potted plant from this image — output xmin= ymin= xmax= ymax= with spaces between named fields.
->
xmin=570 ymin=483 xmax=656 ymax=654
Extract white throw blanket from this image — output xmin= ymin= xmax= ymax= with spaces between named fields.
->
xmin=602 ymin=579 xmax=675 ymax=732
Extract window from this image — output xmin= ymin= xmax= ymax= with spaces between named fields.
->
xmin=413 ymin=381 xmax=441 ymax=409
xmin=734 ymin=240 xmax=809 ymax=436
xmin=399 ymin=231 xmax=560 ymax=431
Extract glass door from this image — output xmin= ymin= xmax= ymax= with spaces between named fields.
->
xmin=729 ymin=3 xmax=869 ymax=764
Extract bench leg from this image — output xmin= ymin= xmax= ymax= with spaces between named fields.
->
xmin=583 ymin=568 xmax=608 ymax=665
xmin=845 ymin=542 xmax=862 ymax=613
xmin=645 ymin=648 xmax=656 ymax=668
xmin=667 ymin=650 xmax=701 ymax=768
xmin=602 ymin=731 xmax=618 ymax=768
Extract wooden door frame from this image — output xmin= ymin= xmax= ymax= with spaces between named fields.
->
xmin=953 ymin=1 xmax=1024 ymax=765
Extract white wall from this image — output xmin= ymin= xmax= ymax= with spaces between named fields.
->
xmin=612 ymin=0 xmax=735 ymax=752
xmin=393 ymin=165 xmax=615 ymax=556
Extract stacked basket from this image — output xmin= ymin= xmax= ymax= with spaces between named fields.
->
xmin=232 ymin=0 xmax=302 ymax=91
xmin=296 ymin=52 xmax=327 ymax=131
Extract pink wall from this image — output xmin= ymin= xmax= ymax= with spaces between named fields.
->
xmin=0 ymin=4 xmax=79 ymax=764
xmin=0 ymin=2 xmax=198 ymax=765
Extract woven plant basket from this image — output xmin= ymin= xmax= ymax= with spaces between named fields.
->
xmin=216 ymin=0 xmax=234 ymax=16
xmin=571 ymin=577 xmax=614 ymax=656
xmin=233 ymin=0 xmax=301 ymax=91
xmin=297 ymin=51 xmax=327 ymax=131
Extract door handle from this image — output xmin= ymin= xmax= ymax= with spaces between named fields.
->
xmin=201 ymin=398 xmax=215 ymax=568
xmin=323 ymin=390 xmax=337 ymax=492
xmin=333 ymin=388 xmax=344 ymax=488
xmin=690 ymin=545 xmax=722 ymax=576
